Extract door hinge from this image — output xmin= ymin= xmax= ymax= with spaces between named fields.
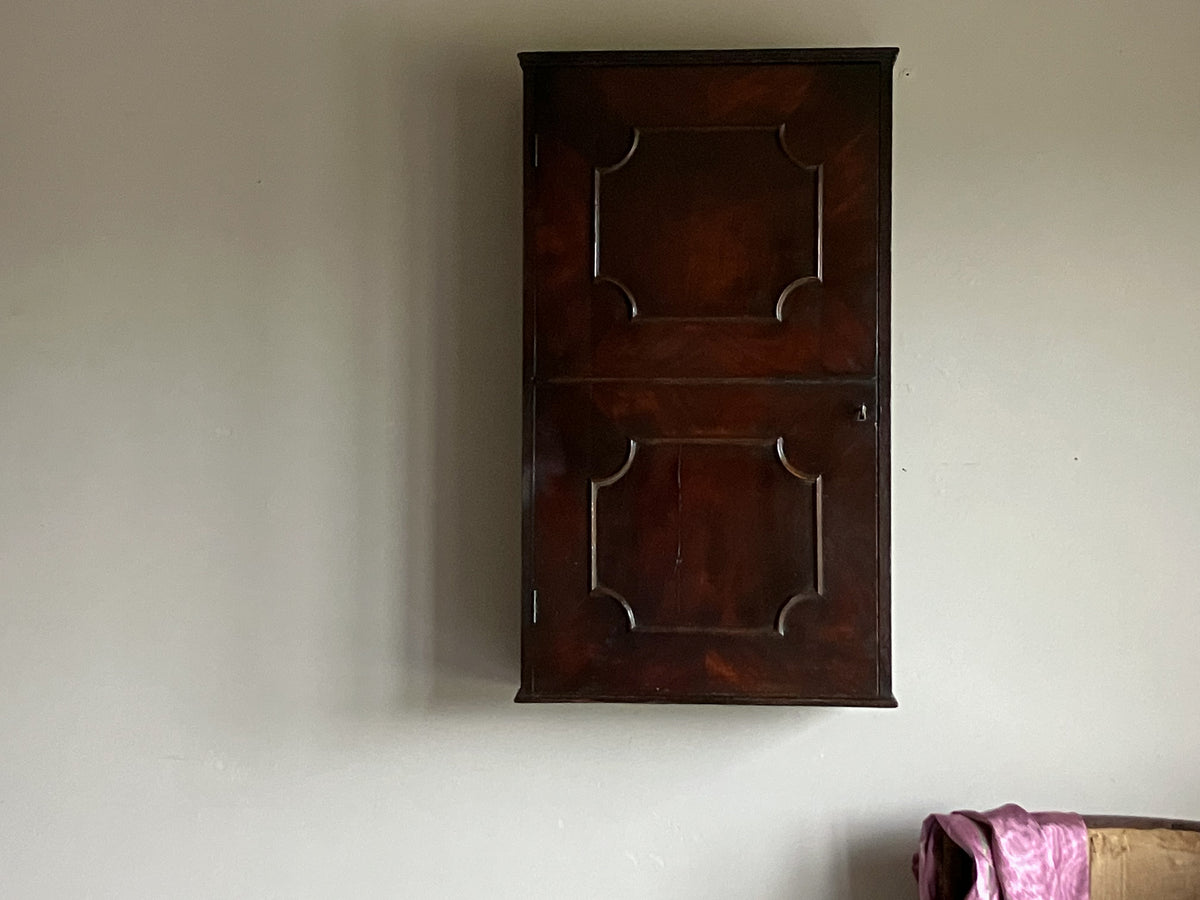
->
xmin=532 ymin=134 xmax=539 ymax=169
xmin=531 ymin=588 xmax=539 ymax=624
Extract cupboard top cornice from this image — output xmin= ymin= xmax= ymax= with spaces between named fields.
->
xmin=518 ymin=48 xmax=899 ymax=69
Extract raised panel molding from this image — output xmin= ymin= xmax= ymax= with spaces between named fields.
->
xmin=594 ymin=125 xmax=823 ymax=322
xmin=590 ymin=436 xmax=824 ymax=635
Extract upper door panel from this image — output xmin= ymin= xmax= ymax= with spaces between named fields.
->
xmin=530 ymin=62 xmax=884 ymax=380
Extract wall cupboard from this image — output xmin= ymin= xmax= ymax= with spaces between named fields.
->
xmin=518 ymin=49 xmax=897 ymax=705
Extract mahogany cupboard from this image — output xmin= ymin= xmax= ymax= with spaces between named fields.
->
xmin=518 ymin=49 xmax=897 ymax=705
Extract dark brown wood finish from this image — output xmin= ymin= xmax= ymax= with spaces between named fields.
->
xmin=519 ymin=49 xmax=897 ymax=704
xmin=1083 ymin=816 xmax=1200 ymax=831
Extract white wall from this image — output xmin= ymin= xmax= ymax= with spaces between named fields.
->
xmin=2 ymin=1 xmax=1199 ymax=897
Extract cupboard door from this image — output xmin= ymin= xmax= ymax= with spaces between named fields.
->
xmin=519 ymin=50 xmax=896 ymax=705
xmin=528 ymin=58 xmax=890 ymax=380
xmin=520 ymin=382 xmax=890 ymax=704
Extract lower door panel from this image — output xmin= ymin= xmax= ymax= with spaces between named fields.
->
xmin=519 ymin=381 xmax=890 ymax=704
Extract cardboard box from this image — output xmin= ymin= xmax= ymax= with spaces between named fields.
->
xmin=1089 ymin=827 xmax=1200 ymax=900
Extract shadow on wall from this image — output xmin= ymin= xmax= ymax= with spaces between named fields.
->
xmin=340 ymin=25 xmax=524 ymax=716
xmin=763 ymin=823 xmax=917 ymax=899
xmin=417 ymin=49 xmax=525 ymax=708
xmin=840 ymin=827 xmax=919 ymax=900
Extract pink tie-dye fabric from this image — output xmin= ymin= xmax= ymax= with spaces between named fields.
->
xmin=914 ymin=804 xmax=1089 ymax=900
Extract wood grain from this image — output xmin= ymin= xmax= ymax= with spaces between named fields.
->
xmin=519 ymin=49 xmax=896 ymax=704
